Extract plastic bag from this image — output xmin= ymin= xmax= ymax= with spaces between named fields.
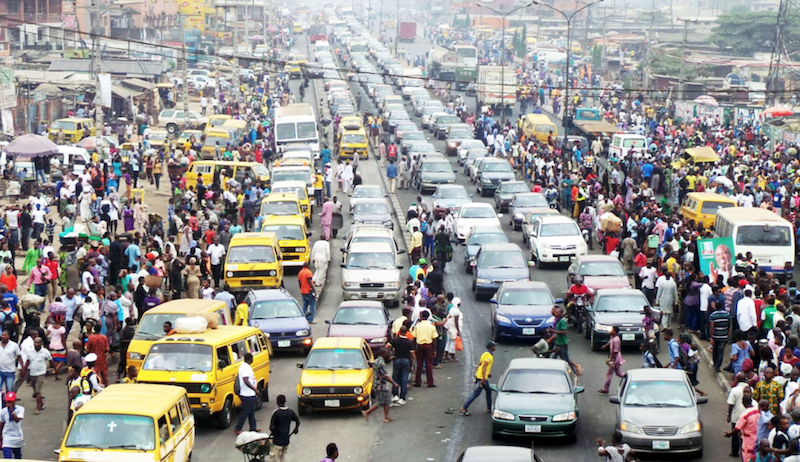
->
xmin=455 ymin=336 xmax=463 ymax=351
xmin=174 ymin=316 xmax=208 ymax=334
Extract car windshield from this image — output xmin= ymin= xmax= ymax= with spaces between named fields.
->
xmin=462 ymin=140 xmax=484 ymax=150
xmin=297 ymin=122 xmax=317 ymax=139
xmin=736 ymin=225 xmax=792 ymax=247
xmin=596 ymin=295 xmax=648 ymax=312
xmin=484 ymin=163 xmax=512 ymax=173
xmin=204 ymin=136 xmax=229 ymax=147
xmin=228 ymin=245 xmax=276 ymax=263
xmin=468 ymin=232 xmax=508 ymax=245
xmin=143 ymin=343 xmax=212 ymax=372
xmin=501 ymin=370 xmax=571 ymax=394
xmin=515 ymin=195 xmax=548 ymax=207
xmin=541 ymin=223 xmax=579 ymax=237
xmin=273 ymin=187 xmax=307 ymax=199
xmin=52 ymin=120 xmax=77 ymax=130
xmin=467 ymin=150 xmax=487 ymax=159
xmin=579 ymin=261 xmax=626 ymax=277
xmin=353 ymin=187 xmax=382 ymax=198
xmin=355 ymin=203 xmax=389 ymax=215
xmin=437 ymin=188 xmax=468 ymax=199
xmin=260 ymin=201 xmax=299 ymax=216
xmin=273 ymin=171 xmax=309 ymax=184
xmin=262 ymin=225 xmax=305 ymax=241
xmin=346 ymin=252 xmax=395 ymax=270
xmin=480 ymin=250 xmax=526 ymax=268
xmin=422 ymin=162 xmax=452 ymax=173
xmin=500 ymin=289 xmax=553 ymax=305
xmin=439 ymin=116 xmax=460 ymax=124
xmin=333 ymin=307 xmax=386 ymax=325
xmin=133 ymin=313 xmax=183 ymax=340
xmin=305 ymin=349 xmax=366 ymax=370
xmin=251 ymin=300 xmax=304 ymax=319
xmin=65 ymin=414 xmax=155 ymax=450
xmin=343 ymin=134 xmax=366 ymax=144
xmin=461 ymin=207 xmax=495 ymax=219
xmin=624 ymin=380 xmax=694 ymax=407
xmin=449 ymin=130 xmax=472 ymax=138
xmin=149 ymin=132 xmax=168 ymax=141
xmin=404 ymin=132 xmax=425 ymax=140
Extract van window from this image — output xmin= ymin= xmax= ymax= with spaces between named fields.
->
xmin=258 ymin=334 xmax=268 ymax=350
xmin=534 ymin=124 xmax=554 ymax=133
xmin=158 ymin=416 xmax=170 ymax=444
xmin=217 ymin=309 xmax=228 ymax=325
xmin=217 ymin=346 xmax=231 ymax=369
xmin=179 ymin=397 xmax=190 ymax=421
xmin=231 ymin=339 xmax=247 ymax=362
xmin=235 ymin=166 xmax=252 ymax=183
xmin=247 ymin=335 xmax=261 ymax=354
xmin=700 ymin=201 xmax=735 ymax=214
xmin=168 ymin=406 xmax=180 ymax=434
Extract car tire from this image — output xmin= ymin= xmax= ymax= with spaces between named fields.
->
xmin=583 ymin=320 xmax=591 ymax=339
xmin=167 ymin=123 xmax=178 ymax=134
xmin=216 ymin=397 xmax=233 ymax=429
xmin=590 ymin=329 xmax=600 ymax=351
xmin=255 ymin=383 xmax=264 ymax=410
xmin=298 ymin=402 xmax=308 ymax=416
xmin=492 ymin=322 xmax=500 ymax=343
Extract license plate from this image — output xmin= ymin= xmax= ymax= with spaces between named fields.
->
xmin=622 ymin=334 xmax=635 ymax=341
xmin=522 ymin=328 xmax=536 ymax=336
xmin=367 ymin=293 xmax=379 ymax=298
xmin=525 ymin=425 xmax=541 ymax=433
xmin=324 ymin=400 xmax=340 ymax=408
xmin=652 ymin=441 xmax=670 ymax=450
xmin=558 ymin=256 xmax=570 ymax=262
xmin=278 ymin=340 xmax=291 ymax=348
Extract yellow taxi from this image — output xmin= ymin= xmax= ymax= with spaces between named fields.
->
xmin=222 ymin=119 xmax=248 ymax=142
xmin=177 ymin=129 xmax=203 ymax=147
xmin=147 ymin=128 xmax=171 ymax=149
xmin=297 ymin=337 xmax=375 ymax=415
xmin=205 ymin=114 xmax=232 ymax=133
xmin=261 ymin=215 xmax=311 ymax=267
xmin=137 ymin=325 xmax=271 ymax=428
xmin=49 ymin=117 xmax=96 ymax=144
xmin=680 ymin=192 xmax=737 ymax=229
xmin=338 ymin=126 xmax=369 ymax=160
xmin=200 ymin=130 xmax=232 ymax=158
xmin=260 ymin=192 xmax=304 ymax=219
xmin=224 ymin=232 xmax=283 ymax=292
xmin=60 ymin=384 xmax=195 ymax=462
xmin=185 ymin=160 xmax=270 ymax=189
xmin=271 ymin=181 xmax=312 ymax=222
xmin=521 ymin=113 xmax=558 ymax=142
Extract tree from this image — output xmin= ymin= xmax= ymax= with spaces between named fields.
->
xmin=642 ymin=48 xmax=713 ymax=81
xmin=592 ymin=44 xmax=602 ymax=70
xmin=710 ymin=11 xmax=800 ymax=57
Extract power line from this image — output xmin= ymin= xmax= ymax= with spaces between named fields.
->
xmin=6 ymin=16 xmax=800 ymax=99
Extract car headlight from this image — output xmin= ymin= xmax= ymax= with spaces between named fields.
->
xmin=128 ymin=352 xmax=144 ymax=360
xmin=620 ymin=421 xmax=642 ymax=434
xmin=302 ymin=387 xmax=312 ymax=396
xmin=552 ymin=411 xmax=577 ymax=422
xmin=514 ymin=212 xmax=524 ymax=220
xmin=482 ymin=178 xmax=491 ymax=184
xmin=343 ymin=281 xmax=359 ymax=288
xmin=385 ymin=281 xmax=400 ymax=289
xmin=492 ymin=409 xmax=515 ymax=421
xmin=296 ymin=329 xmax=309 ymax=337
xmin=295 ymin=247 xmax=306 ymax=252
xmin=496 ymin=314 xmax=511 ymax=324
xmin=269 ymin=270 xmax=277 ymax=277
xmin=545 ymin=316 xmax=556 ymax=325
xmin=264 ymin=332 xmax=270 ymax=337
xmin=370 ymin=337 xmax=388 ymax=344
xmin=354 ymin=386 xmax=363 ymax=394
xmin=680 ymin=421 xmax=702 ymax=434
xmin=448 ymin=142 xmax=457 ymax=147
xmin=539 ymin=242 xmax=551 ymax=250
xmin=476 ymin=278 xmax=491 ymax=284
xmin=595 ymin=323 xmax=614 ymax=333
xmin=226 ymin=271 xmax=234 ymax=278
xmin=200 ymin=383 xmax=212 ymax=393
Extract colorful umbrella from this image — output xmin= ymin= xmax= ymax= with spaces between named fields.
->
xmin=761 ymin=106 xmax=795 ymax=118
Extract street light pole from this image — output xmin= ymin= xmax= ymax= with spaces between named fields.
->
xmin=533 ymin=0 xmax=604 ymax=137
xmin=478 ymin=2 xmax=533 ymax=127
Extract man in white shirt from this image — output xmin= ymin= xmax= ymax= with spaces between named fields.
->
xmin=699 ymin=278 xmax=713 ymax=340
xmin=639 ymin=261 xmax=658 ymax=305
xmin=737 ymin=290 xmax=758 ymax=334
xmin=24 ymin=337 xmax=52 ymax=414
xmin=234 ymin=353 xmax=259 ymax=434
xmin=207 ymin=237 xmax=226 ymax=288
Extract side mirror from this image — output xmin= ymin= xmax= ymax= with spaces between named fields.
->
xmin=296 ymin=363 xmax=304 ymax=369
xmin=306 ymin=232 xmax=312 ymax=237
xmin=575 ymin=386 xmax=585 ymax=394
xmin=398 ymin=249 xmax=406 ymax=254
xmin=340 ymin=263 xmax=346 ymax=268
xmin=489 ymin=298 xmax=497 ymax=304
xmin=324 ymin=320 xmax=331 ymax=325
xmin=489 ymin=384 xmax=498 ymax=392
xmin=697 ymin=396 xmax=708 ymax=404
xmin=397 ymin=264 xmax=404 ymax=269
xmin=609 ymin=396 xmax=620 ymax=404
xmin=555 ymin=298 xmax=564 ymax=304
xmin=340 ymin=247 xmax=346 ymax=253
xmin=498 ymin=213 xmax=503 ymax=218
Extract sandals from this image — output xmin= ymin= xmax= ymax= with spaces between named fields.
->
xmin=459 ymin=410 xmax=471 ymax=416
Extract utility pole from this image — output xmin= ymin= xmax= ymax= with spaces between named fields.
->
xmin=677 ymin=18 xmax=696 ymax=101
xmin=180 ymin=13 xmax=189 ymax=113
xmin=643 ymin=0 xmax=656 ymax=91
xmin=233 ymin=3 xmax=240 ymax=101
xmin=393 ymin=0 xmax=400 ymax=57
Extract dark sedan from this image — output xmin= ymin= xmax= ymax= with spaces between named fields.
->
xmin=326 ymin=301 xmax=391 ymax=350
xmin=491 ymin=281 xmax=562 ymax=342
xmin=584 ymin=289 xmax=660 ymax=351
xmin=246 ymin=288 xmax=312 ymax=352
xmin=431 ymin=184 xmax=472 ymax=219
xmin=507 ymin=193 xmax=549 ymax=230
xmin=464 ymin=226 xmax=509 ymax=273
xmin=472 ymin=243 xmax=532 ymax=299
xmin=493 ymin=180 xmax=529 ymax=211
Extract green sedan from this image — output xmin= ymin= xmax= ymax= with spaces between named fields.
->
xmin=491 ymin=358 xmax=584 ymax=440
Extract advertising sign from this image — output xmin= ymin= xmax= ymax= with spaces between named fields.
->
xmin=0 ymin=68 xmax=15 ymax=110
xmin=697 ymin=237 xmax=735 ymax=284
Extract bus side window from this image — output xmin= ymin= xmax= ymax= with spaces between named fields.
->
xmin=231 ymin=339 xmax=247 ymax=362
xmin=217 ymin=346 xmax=231 ymax=369
xmin=179 ymin=397 xmax=190 ymax=421
xmin=158 ymin=416 xmax=170 ymax=445
xmin=247 ymin=335 xmax=261 ymax=354
xmin=169 ymin=406 xmax=181 ymax=434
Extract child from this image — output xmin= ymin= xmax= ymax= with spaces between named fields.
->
xmin=45 ymin=219 xmax=56 ymax=244
xmin=122 ymin=366 xmax=138 ymax=384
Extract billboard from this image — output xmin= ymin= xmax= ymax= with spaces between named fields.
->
xmin=697 ymin=237 xmax=735 ymax=285
xmin=0 ymin=68 xmax=15 ymax=110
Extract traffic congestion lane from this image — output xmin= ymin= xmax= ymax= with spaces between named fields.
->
xmin=340 ymin=40 xmax=732 ymax=459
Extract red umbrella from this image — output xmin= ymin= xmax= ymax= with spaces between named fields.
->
xmin=761 ymin=106 xmax=795 ymax=118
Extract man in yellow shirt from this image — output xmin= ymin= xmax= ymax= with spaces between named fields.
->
xmin=411 ymin=311 xmax=438 ymax=387
xmin=459 ymin=341 xmax=497 ymax=416
xmin=234 ymin=301 xmax=249 ymax=326
xmin=410 ymin=226 xmax=423 ymax=264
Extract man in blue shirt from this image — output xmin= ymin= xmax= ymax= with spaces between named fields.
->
xmin=663 ymin=328 xmax=683 ymax=370
xmin=387 ymin=160 xmax=398 ymax=194
xmin=125 ymin=239 xmax=141 ymax=273
xmin=0 ymin=286 xmax=17 ymax=314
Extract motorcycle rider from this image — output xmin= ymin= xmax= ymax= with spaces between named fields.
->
xmin=544 ymin=183 xmax=560 ymax=211
xmin=566 ymin=275 xmax=594 ymax=327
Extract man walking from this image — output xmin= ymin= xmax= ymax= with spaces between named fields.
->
xmin=362 ymin=348 xmax=398 ymax=422
xmin=387 ymin=160 xmax=398 ymax=194
xmin=459 ymin=341 xmax=497 ymax=416
xmin=548 ymin=306 xmax=580 ymax=375
xmin=207 ymin=237 xmax=226 ymax=288
xmin=0 ymin=392 xmax=23 ymax=459
xmin=598 ymin=326 xmax=625 ymax=394
xmin=24 ymin=337 xmax=52 ymax=415
xmin=412 ymin=311 xmax=438 ymax=388
xmin=0 ymin=331 xmax=19 ymax=396
xmin=234 ymin=353 xmax=259 ymax=435
xmin=27 ymin=258 xmax=52 ymax=313
xmin=298 ymin=262 xmax=316 ymax=323
xmin=389 ymin=326 xmax=413 ymax=405
xmin=269 ymin=394 xmax=300 ymax=462
xmin=710 ymin=299 xmax=731 ymax=372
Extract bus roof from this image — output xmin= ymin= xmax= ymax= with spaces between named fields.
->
xmin=142 ymin=299 xmax=226 ymax=315
xmin=716 ymin=207 xmax=791 ymax=224
xmin=75 ymin=384 xmax=186 ymax=416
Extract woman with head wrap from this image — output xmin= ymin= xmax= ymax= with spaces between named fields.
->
xmin=123 ymin=202 xmax=135 ymax=232
xmin=181 ymin=257 xmax=203 ymax=299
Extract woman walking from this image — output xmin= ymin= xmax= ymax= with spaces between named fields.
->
xmin=599 ymin=326 xmax=625 ymax=394
xmin=182 ymin=257 xmax=202 ymax=299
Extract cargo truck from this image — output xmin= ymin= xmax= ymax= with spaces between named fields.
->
xmin=477 ymin=65 xmax=516 ymax=111
xmin=398 ymin=21 xmax=417 ymax=42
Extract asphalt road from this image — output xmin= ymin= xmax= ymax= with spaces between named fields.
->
xmin=21 ymin=29 xmax=731 ymax=462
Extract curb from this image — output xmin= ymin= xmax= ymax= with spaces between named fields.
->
xmin=689 ymin=332 xmax=731 ymax=394
xmin=373 ymin=147 xmax=412 ymax=254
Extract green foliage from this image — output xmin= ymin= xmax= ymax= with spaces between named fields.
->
xmin=592 ymin=44 xmax=601 ymax=69
xmin=710 ymin=11 xmax=800 ymax=56
xmin=645 ymin=49 xmax=713 ymax=81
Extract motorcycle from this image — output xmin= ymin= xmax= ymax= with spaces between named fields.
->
xmin=569 ymin=294 xmax=589 ymax=333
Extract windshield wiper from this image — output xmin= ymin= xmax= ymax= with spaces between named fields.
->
xmin=69 ymin=444 xmax=104 ymax=449
xmin=306 ymin=366 xmax=334 ymax=371
xmin=488 ymin=265 xmax=521 ymax=269
xmin=108 ymin=445 xmax=146 ymax=450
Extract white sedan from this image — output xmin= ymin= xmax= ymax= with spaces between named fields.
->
xmin=454 ymin=203 xmax=502 ymax=242
xmin=528 ymin=215 xmax=588 ymax=266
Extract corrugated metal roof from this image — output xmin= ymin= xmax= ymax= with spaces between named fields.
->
xmin=48 ymin=60 xmax=163 ymax=77
xmin=111 ymin=85 xmax=143 ymax=99
xmin=121 ymin=78 xmax=156 ymax=90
